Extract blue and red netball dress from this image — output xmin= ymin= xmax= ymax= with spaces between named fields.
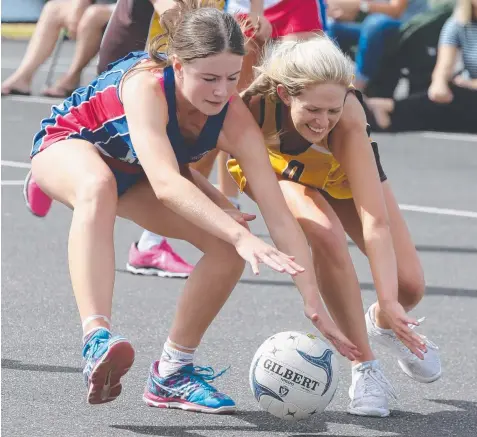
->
xmin=31 ymin=52 xmax=230 ymax=195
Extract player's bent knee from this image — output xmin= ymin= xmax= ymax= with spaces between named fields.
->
xmin=74 ymin=172 xmax=118 ymax=212
xmin=399 ymin=266 xmax=426 ymax=307
xmin=203 ymin=236 xmax=245 ymax=270
xmin=305 ymin=222 xmax=349 ymax=266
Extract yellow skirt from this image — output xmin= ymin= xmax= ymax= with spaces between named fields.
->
xmin=227 ymin=147 xmax=353 ymax=200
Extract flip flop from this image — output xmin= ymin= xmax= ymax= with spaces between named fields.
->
xmin=1 ymin=88 xmax=31 ymax=97
xmin=41 ymin=87 xmax=76 ymax=98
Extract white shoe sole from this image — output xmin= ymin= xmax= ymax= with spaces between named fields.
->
xmin=126 ymin=263 xmax=190 ymax=278
xmin=348 ymin=406 xmax=390 ymax=417
xmin=22 ymin=170 xmax=40 ymax=217
xmin=348 ymin=386 xmax=390 ymax=418
xmin=398 ymin=360 xmax=442 ymax=383
xmin=143 ymin=394 xmax=236 ymax=414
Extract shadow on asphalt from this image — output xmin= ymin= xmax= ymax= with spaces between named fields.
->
xmin=114 ymin=269 xmax=477 ymax=297
xmin=111 ymin=399 xmax=477 ymax=436
xmin=1 ymin=358 xmax=81 ymax=373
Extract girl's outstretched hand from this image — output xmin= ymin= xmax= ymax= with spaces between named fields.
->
xmin=234 ymin=233 xmax=305 ymax=276
xmin=305 ymin=306 xmax=362 ymax=361
xmin=379 ymin=300 xmax=426 ymax=359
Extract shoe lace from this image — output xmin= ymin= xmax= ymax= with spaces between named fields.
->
xmin=83 ymin=335 xmax=107 ymax=360
xmin=359 ymin=365 xmax=398 ymax=401
xmin=410 ymin=318 xmax=439 ymax=350
xmin=153 ymin=241 xmax=189 ymax=265
xmin=169 ymin=250 xmax=189 ymax=265
xmin=187 ymin=365 xmax=230 ymax=382
xmin=180 ymin=365 xmax=230 ymax=397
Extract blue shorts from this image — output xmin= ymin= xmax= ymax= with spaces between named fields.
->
xmin=108 ymin=166 xmax=145 ymax=197
xmin=102 ymin=155 xmax=145 ymax=197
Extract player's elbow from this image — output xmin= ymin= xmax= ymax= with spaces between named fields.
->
xmin=149 ymin=171 xmax=182 ymax=204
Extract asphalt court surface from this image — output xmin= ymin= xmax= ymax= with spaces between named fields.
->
xmin=2 ymin=40 xmax=477 ymax=436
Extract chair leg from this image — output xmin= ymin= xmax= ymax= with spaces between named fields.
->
xmin=45 ymin=29 xmax=67 ymax=88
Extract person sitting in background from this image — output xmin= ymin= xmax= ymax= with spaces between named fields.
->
xmin=326 ymin=0 xmax=430 ymax=90
xmin=1 ymin=0 xmax=116 ymax=98
xmin=364 ymin=0 xmax=477 ymax=133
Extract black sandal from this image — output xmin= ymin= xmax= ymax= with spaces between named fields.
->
xmin=41 ymin=87 xmax=76 ymax=98
xmin=1 ymin=88 xmax=31 ymax=97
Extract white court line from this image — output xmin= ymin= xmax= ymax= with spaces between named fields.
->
xmin=399 ymin=204 xmax=477 ymax=219
xmin=3 ymin=175 xmax=477 ymax=218
xmin=420 ymin=132 xmax=477 ymax=142
xmin=2 ymin=163 xmax=477 ymax=218
xmin=1 ymin=181 xmax=24 ymax=186
xmin=3 ymin=95 xmax=61 ymax=104
xmin=1 ymin=160 xmax=31 ymax=169
xmin=2 ymin=60 xmax=97 ymax=74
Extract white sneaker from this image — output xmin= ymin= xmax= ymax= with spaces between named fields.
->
xmin=348 ymin=360 xmax=397 ymax=417
xmin=365 ymin=303 xmax=442 ymax=383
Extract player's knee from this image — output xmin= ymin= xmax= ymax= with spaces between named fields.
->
xmin=221 ymin=241 xmax=246 ymax=272
xmin=206 ymin=237 xmax=246 ymax=272
xmin=74 ymin=171 xmax=118 ymax=214
xmin=399 ymin=264 xmax=425 ymax=308
xmin=307 ymin=222 xmax=349 ymax=266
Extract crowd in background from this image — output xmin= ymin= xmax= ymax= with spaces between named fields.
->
xmin=2 ymin=0 xmax=476 ymax=133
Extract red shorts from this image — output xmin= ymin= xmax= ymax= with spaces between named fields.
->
xmin=238 ymin=0 xmax=322 ymax=39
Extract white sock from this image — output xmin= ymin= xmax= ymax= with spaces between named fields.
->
xmin=159 ymin=339 xmax=196 ymax=378
xmin=352 ymin=359 xmax=379 ymax=372
xmin=137 ymin=230 xmax=164 ymax=252
xmin=81 ymin=314 xmax=111 ymax=343
xmin=82 ymin=327 xmax=110 ymax=344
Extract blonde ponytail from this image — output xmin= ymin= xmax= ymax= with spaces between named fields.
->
xmin=241 ymin=35 xmax=354 ymax=101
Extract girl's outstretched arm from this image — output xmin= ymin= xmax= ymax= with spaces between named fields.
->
xmin=219 ymin=97 xmax=361 ymax=361
xmin=122 ymin=70 xmax=300 ymax=276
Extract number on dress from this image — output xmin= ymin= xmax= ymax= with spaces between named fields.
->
xmin=282 ymin=160 xmax=305 ymax=182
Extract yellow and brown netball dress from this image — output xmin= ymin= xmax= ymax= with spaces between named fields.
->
xmin=228 ymin=93 xmax=386 ymax=199
xmin=99 ymin=0 xmax=225 ymax=72
xmin=148 ymin=0 xmax=226 ymax=46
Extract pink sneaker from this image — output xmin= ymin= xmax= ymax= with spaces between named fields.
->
xmin=126 ymin=239 xmax=194 ymax=278
xmin=23 ymin=170 xmax=53 ymax=217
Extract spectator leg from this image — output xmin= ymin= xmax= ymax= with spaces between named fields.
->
xmin=1 ymin=0 xmax=70 ymax=94
xmin=355 ymin=14 xmax=401 ymax=87
xmin=326 ymin=20 xmax=362 ymax=56
xmin=367 ymin=85 xmax=477 ymax=133
xmin=44 ymin=4 xmax=115 ymax=95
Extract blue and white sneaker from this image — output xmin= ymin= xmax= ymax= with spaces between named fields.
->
xmin=143 ymin=361 xmax=236 ymax=414
xmin=82 ymin=328 xmax=135 ymax=404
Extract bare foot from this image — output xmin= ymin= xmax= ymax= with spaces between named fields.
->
xmin=42 ymin=74 xmax=80 ymax=98
xmin=42 ymin=85 xmax=75 ymax=98
xmin=365 ymin=98 xmax=394 ymax=130
xmin=1 ymin=77 xmax=31 ymax=96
